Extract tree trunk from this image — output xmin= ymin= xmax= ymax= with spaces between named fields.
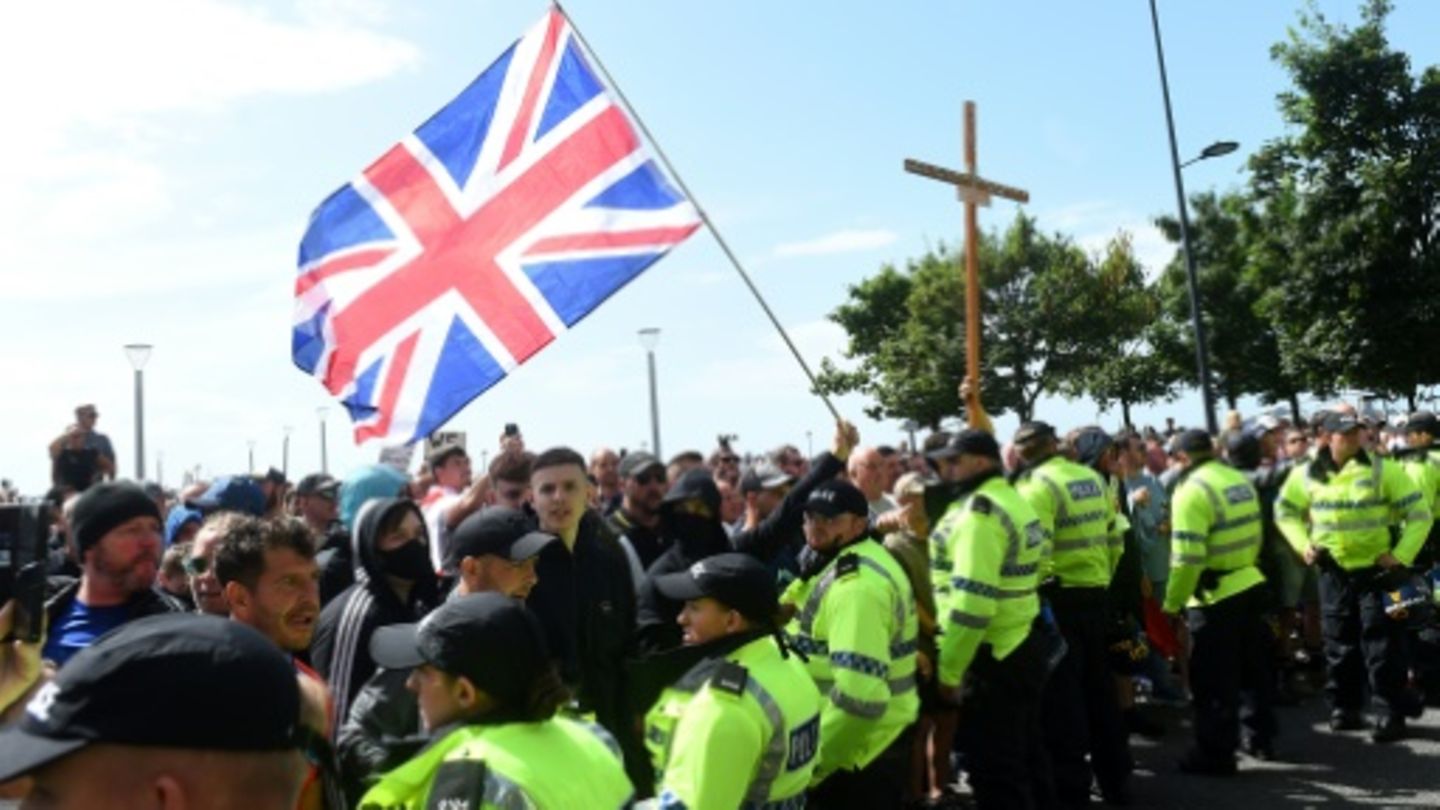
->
xmin=1225 ymin=390 xmax=1239 ymax=411
xmin=1121 ymin=399 xmax=1133 ymax=429
xmin=1407 ymin=388 xmax=1417 ymax=413
xmin=1288 ymin=393 xmax=1302 ymax=423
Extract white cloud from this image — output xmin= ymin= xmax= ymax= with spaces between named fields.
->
xmin=772 ymin=228 xmax=898 ymax=258
xmin=1041 ymin=200 xmax=1176 ymax=278
xmin=0 ymin=1 xmax=419 ymax=131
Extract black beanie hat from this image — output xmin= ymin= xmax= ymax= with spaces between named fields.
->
xmin=70 ymin=482 xmax=162 ymax=556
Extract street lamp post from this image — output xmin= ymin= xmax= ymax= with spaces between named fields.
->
xmin=317 ymin=407 xmax=330 ymax=475
xmin=282 ymin=426 xmax=293 ymax=479
xmin=247 ymin=440 xmax=256 ymax=475
xmin=123 ymin=344 xmax=152 ymax=481
xmin=638 ymin=328 xmax=662 ymax=459
xmin=1148 ymin=0 xmax=1236 ymax=435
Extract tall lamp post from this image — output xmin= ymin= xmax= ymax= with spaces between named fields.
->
xmin=247 ymin=440 xmax=256 ymax=475
xmin=282 ymin=426 xmax=293 ymax=479
xmin=1148 ymin=0 xmax=1238 ymax=435
xmin=317 ymin=407 xmax=330 ymax=475
xmin=123 ymin=344 xmax=152 ymax=481
xmin=638 ymin=328 xmax=662 ymax=459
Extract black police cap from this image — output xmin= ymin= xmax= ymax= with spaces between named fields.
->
xmin=443 ymin=507 xmax=556 ymax=571
xmin=370 ymin=592 xmax=550 ymax=708
xmin=803 ymin=479 xmax=869 ymax=518
xmin=925 ymin=428 xmax=1001 ymax=462
xmin=0 ymin=614 xmax=303 ymax=784
xmin=654 ymin=553 xmax=779 ymax=624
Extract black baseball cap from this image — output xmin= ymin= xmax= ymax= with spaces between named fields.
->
xmin=444 ymin=507 xmax=556 ymax=570
xmin=803 ymin=479 xmax=868 ymax=518
xmin=925 ymin=428 xmax=1001 ymax=461
xmin=740 ymin=460 xmax=794 ymax=494
xmin=618 ymin=451 xmax=664 ymax=480
xmin=0 ymin=614 xmax=303 ymax=783
xmin=1013 ymin=421 xmax=1057 ymax=445
xmin=1175 ymin=428 xmax=1215 ymax=455
xmin=1322 ymin=412 xmax=1361 ymax=434
xmin=654 ymin=553 xmax=778 ymax=624
xmin=370 ymin=592 xmax=549 ymax=707
xmin=1407 ymin=412 xmax=1439 ymax=436
xmin=295 ymin=473 xmax=340 ymax=499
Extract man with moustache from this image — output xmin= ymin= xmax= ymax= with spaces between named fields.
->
xmin=42 ymin=482 xmax=180 ymax=667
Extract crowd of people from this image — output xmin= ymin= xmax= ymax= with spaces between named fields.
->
xmin=1 ymin=394 xmax=1438 ymax=809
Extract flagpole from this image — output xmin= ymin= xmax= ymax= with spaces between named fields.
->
xmin=554 ymin=2 xmax=842 ymax=423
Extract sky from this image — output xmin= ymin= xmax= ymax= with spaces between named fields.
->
xmin=4 ymin=0 xmax=1438 ymax=494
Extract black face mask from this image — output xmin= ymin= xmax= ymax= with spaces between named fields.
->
xmin=379 ymin=540 xmax=432 ymax=581
xmin=665 ymin=513 xmax=724 ymax=548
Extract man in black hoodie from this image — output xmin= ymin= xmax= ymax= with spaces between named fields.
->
xmin=635 ymin=421 xmax=855 ymax=655
xmin=310 ymin=497 xmax=439 ymax=735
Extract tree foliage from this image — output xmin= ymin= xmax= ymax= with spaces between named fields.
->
xmin=1249 ymin=0 xmax=1440 ymax=404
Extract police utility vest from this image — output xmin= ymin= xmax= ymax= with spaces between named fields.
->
xmin=933 ymin=473 xmax=1046 ymax=686
xmin=1276 ymin=451 xmax=1433 ymax=571
xmin=1017 ymin=456 xmax=1120 ymax=588
xmin=359 ymin=715 xmax=630 ymax=810
xmin=1163 ymin=459 xmax=1266 ymax=612
xmin=645 ymin=634 xmax=823 ymax=809
xmin=781 ymin=537 xmax=920 ymax=777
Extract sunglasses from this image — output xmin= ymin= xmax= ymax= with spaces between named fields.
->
xmin=634 ymin=471 xmax=665 ymax=486
xmin=718 ymin=456 xmax=739 ymax=464
xmin=183 ymin=555 xmax=211 ymax=576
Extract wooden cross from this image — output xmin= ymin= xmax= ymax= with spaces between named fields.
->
xmin=904 ymin=101 xmax=1029 ymax=426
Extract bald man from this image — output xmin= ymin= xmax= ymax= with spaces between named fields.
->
xmin=848 ymin=446 xmax=898 ymax=520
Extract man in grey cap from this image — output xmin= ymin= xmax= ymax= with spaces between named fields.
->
xmin=737 ymin=458 xmax=795 ymax=529
xmin=607 ymin=451 xmax=669 ymax=575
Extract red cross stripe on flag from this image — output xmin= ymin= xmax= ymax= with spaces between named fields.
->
xmin=292 ymin=9 xmax=700 ymax=445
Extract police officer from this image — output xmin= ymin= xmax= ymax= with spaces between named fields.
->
xmin=1012 ymin=421 xmax=1132 ymax=806
xmin=360 ymin=592 xmax=631 ymax=808
xmin=1276 ymin=411 xmax=1433 ymax=742
xmin=0 ymin=614 xmax=311 ymax=809
xmin=645 ymin=553 xmax=823 ymax=808
xmin=783 ymin=479 xmax=919 ymax=808
xmin=1164 ymin=429 xmax=1277 ymax=774
xmin=929 ymin=428 xmax=1055 ymax=810
xmin=1398 ymin=411 xmax=1440 ymax=703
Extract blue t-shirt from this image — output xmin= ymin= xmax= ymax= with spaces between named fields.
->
xmin=42 ymin=599 xmax=131 ymax=667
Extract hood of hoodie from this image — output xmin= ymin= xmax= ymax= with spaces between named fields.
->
xmin=658 ymin=468 xmax=727 ymax=555
xmin=660 ymin=467 xmax=721 ymax=516
xmin=351 ymin=497 xmax=430 ymax=587
xmin=339 ymin=464 xmax=410 ymax=531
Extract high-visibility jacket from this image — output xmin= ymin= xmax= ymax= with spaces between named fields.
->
xmin=1017 ymin=456 xmax=1121 ymax=586
xmin=358 ymin=715 xmax=630 ymax=810
xmin=646 ymin=635 xmax=822 ymax=809
xmin=1276 ymin=451 xmax=1433 ymax=570
xmin=781 ymin=537 xmax=919 ymax=780
xmin=1399 ymin=449 xmax=1440 ymax=514
xmin=934 ymin=473 xmax=1045 ymax=687
xmin=1163 ymin=459 xmax=1267 ymax=613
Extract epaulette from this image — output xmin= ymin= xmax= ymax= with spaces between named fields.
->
xmin=969 ymin=494 xmax=993 ymax=515
xmin=426 ymin=758 xmax=488 ymax=806
xmin=711 ymin=660 xmax=749 ymax=696
xmin=836 ymin=553 xmax=861 ymax=578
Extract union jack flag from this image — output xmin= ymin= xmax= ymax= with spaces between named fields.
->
xmin=292 ymin=9 xmax=700 ymax=445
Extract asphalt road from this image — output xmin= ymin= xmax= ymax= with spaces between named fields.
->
xmin=1127 ymin=696 xmax=1440 ymax=809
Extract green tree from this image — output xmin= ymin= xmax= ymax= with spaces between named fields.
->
xmin=817 ymin=213 xmax=1108 ymax=425
xmin=1154 ymin=191 xmax=1304 ymax=414
xmin=1067 ymin=234 xmax=1181 ymax=427
xmin=1249 ymin=0 xmax=1440 ymax=407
